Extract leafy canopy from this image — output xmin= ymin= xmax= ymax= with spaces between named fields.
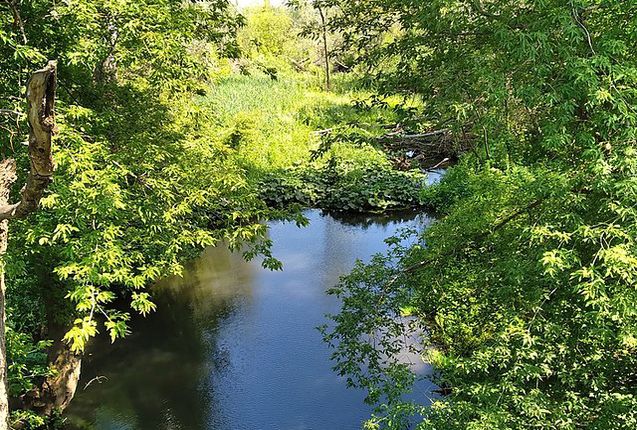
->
xmin=322 ymin=1 xmax=637 ymax=429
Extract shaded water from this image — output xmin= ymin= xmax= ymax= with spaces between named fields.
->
xmin=65 ymin=210 xmax=437 ymax=430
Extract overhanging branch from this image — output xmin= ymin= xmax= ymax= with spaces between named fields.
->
xmin=0 ymin=109 xmax=23 ymax=117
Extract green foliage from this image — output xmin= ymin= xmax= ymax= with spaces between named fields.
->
xmin=0 ymin=0 xmax=451 ymax=426
xmin=8 ymin=2 xmax=635 ymax=429
xmin=238 ymin=5 xmax=294 ymax=64
xmin=418 ymin=159 xmax=485 ymax=213
xmin=5 ymin=325 xmax=59 ymax=428
xmin=200 ymin=72 xmax=429 ymax=213
xmin=3 ymin=1 xmax=421 ymax=383
xmin=235 ymin=3 xmax=323 ymax=79
xmin=322 ymin=1 xmax=637 ymax=429
xmin=11 ymin=409 xmax=64 ymax=430
xmin=260 ymin=151 xmax=428 ymax=212
xmin=10 ymin=410 xmax=47 ymax=430
xmin=1 ymin=0 xmax=267 ymax=383
xmin=203 ymin=74 xmax=318 ymax=170
xmin=6 ymin=326 xmax=53 ymax=398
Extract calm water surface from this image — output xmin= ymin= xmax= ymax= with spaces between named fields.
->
xmin=65 ymin=210 xmax=437 ymax=430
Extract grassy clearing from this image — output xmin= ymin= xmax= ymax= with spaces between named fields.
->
xmin=199 ymin=73 xmax=432 ymax=212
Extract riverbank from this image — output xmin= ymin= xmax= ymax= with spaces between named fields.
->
xmin=203 ymin=74 xmax=444 ymax=213
xmin=199 ymin=75 xmax=440 ymax=212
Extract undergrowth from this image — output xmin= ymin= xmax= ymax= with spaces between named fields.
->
xmin=202 ymin=73 xmax=435 ymax=213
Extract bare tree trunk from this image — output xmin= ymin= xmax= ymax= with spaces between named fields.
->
xmin=317 ymin=6 xmax=331 ymax=92
xmin=0 ymin=160 xmax=16 ymax=430
xmin=20 ymin=339 xmax=81 ymax=416
xmin=0 ymin=61 xmax=57 ymax=430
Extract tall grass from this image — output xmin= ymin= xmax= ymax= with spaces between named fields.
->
xmin=200 ymin=74 xmax=349 ymax=174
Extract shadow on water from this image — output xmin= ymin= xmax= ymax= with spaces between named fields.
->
xmin=64 ymin=210 xmax=437 ymax=430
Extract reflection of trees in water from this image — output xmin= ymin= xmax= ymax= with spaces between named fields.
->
xmin=318 ymin=211 xmax=433 ymax=289
xmin=326 ymin=209 xmax=433 ymax=229
xmin=66 ymin=246 xmax=256 ymax=430
xmin=156 ymin=244 xmax=256 ymax=323
xmin=322 ymin=213 xmax=351 ymax=286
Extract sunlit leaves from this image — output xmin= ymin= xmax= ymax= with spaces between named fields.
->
xmin=104 ymin=313 xmax=131 ymax=343
xmin=6 ymin=326 xmax=53 ymax=386
xmin=540 ymin=249 xmax=575 ymax=278
xmin=130 ymin=292 xmax=156 ymax=316
xmin=2 ymin=0 xmax=288 ymax=372
xmin=321 ymin=1 xmax=637 ymax=427
xmin=63 ymin=317 xmax=98 ymax=353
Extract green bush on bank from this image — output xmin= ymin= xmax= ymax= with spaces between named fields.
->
xmin=259 ymin=157 xmax=428 ymax=212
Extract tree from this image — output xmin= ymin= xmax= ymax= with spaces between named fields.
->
xmin=288 ymin=0 xmax=335 ymax=90
xmin=0 ymin=1 xmax=282 ymax=422
xmin=316 ymin=3 xmax=330 ymax=91
xmin=323 ymin=1 xmax=637 ymax=428
xmin=0 ymin=61 xmax=56 ymax=430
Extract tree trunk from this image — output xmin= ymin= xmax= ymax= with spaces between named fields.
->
xmin=0 ymin=61 xmax=57 ymax=430
xmin=19 ymin=340 xmax=81 ymax=416
xmin=317 ymin=6 xmax=331 ymax=92
xmin=0 ymin=160 xmax=16 ymax=429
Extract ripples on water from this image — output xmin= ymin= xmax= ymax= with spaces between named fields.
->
xmin=65 ymin=209 xmax=438 ymax=430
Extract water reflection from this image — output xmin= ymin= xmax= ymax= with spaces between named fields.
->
xmin=65 ymin=210 xmax=436 ymax=430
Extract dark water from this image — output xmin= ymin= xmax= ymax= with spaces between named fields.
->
xmin=65 ymin=210 xmax=437 ymax=430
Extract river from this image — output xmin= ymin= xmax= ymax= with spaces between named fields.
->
xmin=64 ymin=209 xmax=437 ymax=430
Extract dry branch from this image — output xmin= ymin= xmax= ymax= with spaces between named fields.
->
xmin=377 ymin=127 xmax=467 ymax=168
xmin=377 ymin=128 xmax=452 ymax=144
xmin=0 ymin=109 xmax=23 ymax=117
xmin=387 ymin=129 xmax=451 ymax=140
xmin=0 ymin=60 xmax=56 ymax=221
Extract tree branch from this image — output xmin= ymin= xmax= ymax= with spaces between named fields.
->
xmin=0 ymin=61 xmax=56 ymax=221
xmin=1 ymin=0 xmax=28 ymax=44
xmin=317 ymin=5 xmax=331 ymax=91
xmin=571 ymin=2 xmax=596 ymax=55
xmin=386 ymin=198 xmax=544 ymax=286
xmin=0 ymin=109 xmax=23 ymax=117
